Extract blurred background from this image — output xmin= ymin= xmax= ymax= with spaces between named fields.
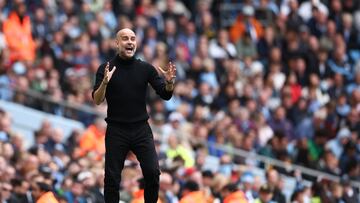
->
xmin=0 ymin=0 xmax=360 ymax=202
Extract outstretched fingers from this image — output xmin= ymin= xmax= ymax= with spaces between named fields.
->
xmin=104 ymin=62 xmax=110 ymax=75
xmin=156 ymin=66 xmax=166 ymax=74
xmin=169 ymin=62 xmax=176 ymax=78
xmin=110 ymin=66 xmax=116 ymax=74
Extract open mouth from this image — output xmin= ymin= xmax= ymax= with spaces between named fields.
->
xmin=125 ymin=47 xmax=134 ymax=52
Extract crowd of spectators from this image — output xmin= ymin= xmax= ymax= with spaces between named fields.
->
xmin=0 ymin=0 xmax=360 ymax=202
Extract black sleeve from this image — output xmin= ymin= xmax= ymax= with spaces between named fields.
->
xmin=148 ymin=64 xmax=173 ymax=100
xmin=92 ymin=63 xmax=106 ymax=99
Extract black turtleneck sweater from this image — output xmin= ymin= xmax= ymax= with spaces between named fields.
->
xmin=93 ymin=55 xmax=173 ymax=124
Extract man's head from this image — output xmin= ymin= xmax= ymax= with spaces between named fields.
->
xmin=14 ymin=1 xmax=26 ymax=18
xmin=266 ymin=168 xmax=280 ymax=185
xmin=259 ymin=184 xmax=274 ymax=202
xmin=31 ymin=182 xmax=52 ymax=200
xmin=181 ymin=180 xmax=199 ymax=197
xmin=11 ymin=178 xmax=29 ymax=194
xmin=0 ymin=182 xmax=12 ymax=201
xmin=116 ymin=28 xmax=137 ymax=59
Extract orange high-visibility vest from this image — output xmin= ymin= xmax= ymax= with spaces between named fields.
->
xmin=224 ymin=191 xmax=248 ymax=203
xmin=179 ymin=191 xmax=208 ymax=203
xmin=79 ymin=124 xmax=105 ymax=157
xmin=131 ymin=189 xmax=162 ymax=203
xmin=36 ymin=192 xmax=59 ymax=203
xmin=3 ymin=12 xmax=36 ymax=62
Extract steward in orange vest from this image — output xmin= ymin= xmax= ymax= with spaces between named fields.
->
xmin=222 ymin=183 xmax=248 ymax=203
xmin=32 ymin=182 xmax=59 ymax=203
xmin=179 ymin=180 xmax=208 ymax=203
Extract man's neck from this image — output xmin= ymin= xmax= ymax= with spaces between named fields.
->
xmin=118 ymin=54 xmax=134 ymax=60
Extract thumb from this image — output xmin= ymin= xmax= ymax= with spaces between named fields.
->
xmin=110 ymin=66 xmax=116 ymax=73
xmin=156 ymin=66 xmax=166 ymax=74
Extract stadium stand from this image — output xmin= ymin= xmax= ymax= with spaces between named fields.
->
xmin=0 ymin=0 xmax=360 ymax=202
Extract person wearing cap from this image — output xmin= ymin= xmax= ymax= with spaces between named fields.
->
xmin=325 ymin=127 xmax=351 ymax=159
xmin=240 ymin=171 xmax=257 ymax=202
xmin=92 ymin=28 xmax=175 ymax=203
xmin=254 ymin=184 xmax=275 ymax=203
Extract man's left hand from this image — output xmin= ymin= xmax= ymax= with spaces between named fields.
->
xmin=156 ymin=62 xmax=176 ymax=83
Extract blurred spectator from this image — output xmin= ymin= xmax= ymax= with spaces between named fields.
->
xmin=326 ymin=127 xmax=351 ymax=159
xmin=221 ymin=183 xmax=248 ymax=203
xmin=328 ymin=44 xmax=353 ymax=82
xmin=166 ymin=134 xmax=194 ymax=168
xmin=0 ymin=181 xmax=19 ymax=203
xmin=177 ymin=21 xmax=198 ymax=58
xmin=0 ymin=1 xmax=359 ymax=202
xmin=284 ymin=0 xmax=304 ymax=31
xmin=229 ymin=5 xmax=264 ymax=43
xmin=0 ymin=108 xmax=13 ymax=142
xmin=240 ymin=171 xmax=258 ymax=202
xmin=159 ymin=172 xmax=178 ymax=203
xmin=31 ymin=181 xmax=59 ymax=203
xmin=179 ymin=180 xmax=207 ymax=203
xmin=299 ymin=0 xmax=329 ymax=22
xmin=3 ymin=1 xmax=35 ymax=63
xmin=268 ymin=106 xmax=294 ymax=140
xmin=159 ymin=18 xmax=178 ymax=60
xmin=79 ymin=117 xmax=106 ymax=158
xmin=340 ymin=13 xmax=359 ymax=51
xmin=265 ymin=168 xmax=286 ymax=203
xmin=11 ymin=178 xmax=32 ymax=203
xmin=254 ymin=184 xmax=275 ymax=203
xmin=131 ymin=178 xmax=162 ymax=203
xmin=64 ymin=180 xmax=86 ymax=203
xmin=209 ymin=29 xmax=237 ymax=59
xmin=341 ymin=177 xmax=359 ymax=202
xmin=78 ymin=170 xmax=104 ymax=202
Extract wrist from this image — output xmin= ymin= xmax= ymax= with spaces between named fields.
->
xmin=165 ymin=80 xmax=175 ymax=91
xmin=102 ymin=80 xmax=108 ymax=86
xmin=165 ymin=78 xmax=175 ymax=84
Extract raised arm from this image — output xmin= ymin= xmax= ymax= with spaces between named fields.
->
xmin=149 ymin=62 xmax=176 ymax=100
xmin=93 ymin=62 xmax=116 ymax=105
xmin=155 ymin=62 xmax=176 ymax=92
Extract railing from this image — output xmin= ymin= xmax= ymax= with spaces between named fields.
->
xmin=208 ymin=142 xmax=360 ymax=194
xmin=24 ymin=88 xmax=105 ymax=117
xmin=7 ymin=88 xmax=105 ymax=126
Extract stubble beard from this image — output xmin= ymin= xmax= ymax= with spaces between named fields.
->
xmin=118 ymin=48 xmax=136 ymax=59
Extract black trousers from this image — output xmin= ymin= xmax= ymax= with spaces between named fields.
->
xmin=104 ymin=121 xmax=160 ymax=203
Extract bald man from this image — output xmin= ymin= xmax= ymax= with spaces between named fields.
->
xmin=93 ymin=28 xmax=176 ymax=203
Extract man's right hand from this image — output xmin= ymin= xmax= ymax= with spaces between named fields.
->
xmin=103 ymin=62 xmax=116 ymax=85
xmin=94 ymin=62 xmax=116 ymax=105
